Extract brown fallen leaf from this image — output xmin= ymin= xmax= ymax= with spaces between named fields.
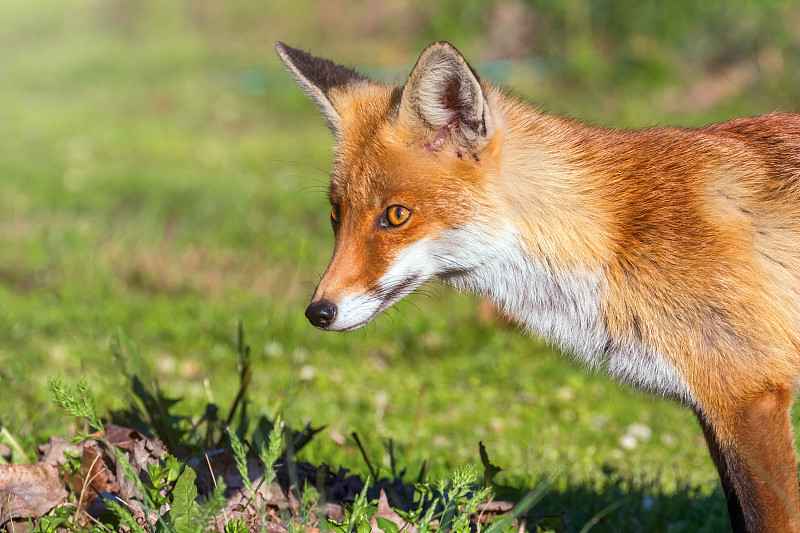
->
xmin=37 ymin=436 xmax=83 ymax=469
xmin=0 ymin=464 xmax=68 ymax=526
xmin=323 ymin=502 xmax=345 ymax=522
xmin=475 ymin=500 xmax=515 ymax=523
xmin=369 ymin=490 xmax=417 ymax=533
xmin=187 ymin=450 xmax=266 ymax=496
xmin=131 ymin=438 xmax=161 ymax=477
xmin=77 ymin=440 xmax=118 ymax=511
xmin=262 ymin=520 xmax=290 ymax=533
xmin=104 ymin=424 xmax=146 ymax=451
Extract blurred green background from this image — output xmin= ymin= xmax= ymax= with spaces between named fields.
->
xmin=2 ymin=0 xmax=799 ymax=530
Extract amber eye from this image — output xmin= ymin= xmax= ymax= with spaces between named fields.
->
xmin=330 ymin=204 xmax=340 ymax=223
xmin=386 ymin=205 xmax=411 ymax=227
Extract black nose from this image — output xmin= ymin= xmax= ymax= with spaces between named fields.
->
xmin=305 ymin=300 xmax=337 ymax=328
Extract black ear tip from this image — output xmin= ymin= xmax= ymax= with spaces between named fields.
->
xmin=413 ymin=41 xmax=471 ymax=73
xmin=275 ymin=41 xmax=292 ymax=57
xmin=275 ymin=41 xmax=305 ymax=60
xmin=422 ymin=41 xmax=462 ymax=57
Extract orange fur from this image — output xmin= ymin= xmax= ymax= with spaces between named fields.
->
xmin=277 ymin=41 xmax=800 ymax=531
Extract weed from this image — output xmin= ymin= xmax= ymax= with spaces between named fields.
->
xmin=145 ymin=455 xmax=182 ymax=508
xmin=29 ymin=505 xmax=74 ymax=533
xmin=0 ymin=425 xmax=31 ymax=464
xmin=226 ymin=426 xmax=253 ymax=495
xmin=223 ymin=517 xmax=249 ymax=533
xmin=46 ymin=377 xmax=103 ymax=437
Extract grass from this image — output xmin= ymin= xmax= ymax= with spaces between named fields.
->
xmin=2 ymin=1 xmax=800 ymax=531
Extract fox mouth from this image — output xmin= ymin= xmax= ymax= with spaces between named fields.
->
xmin=335 ymin=274 xmax=424 ymax=332
xmin=375 ymin=274 xmax=423 ymax=305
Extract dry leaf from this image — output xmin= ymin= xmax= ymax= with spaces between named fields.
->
xmin=475 ymin=500 xmax=515 ymax=524
xmin=187 ymin=450 xmax=265 ymax=496
xmin=78 ymin=440 xmax=118 ymax=509
xmin=0 ymin=464 xmax=68 ymax=525
xmin=104 ymin=424 xmax=145 ymax=451
xmin=370 ymin=490 xmax=417 ymax=533
xmin=37 ymin=436 xmax=83 ymax=469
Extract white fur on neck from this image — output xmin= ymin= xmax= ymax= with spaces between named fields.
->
xmin=437 ymin=223 xmax=694 ymax=403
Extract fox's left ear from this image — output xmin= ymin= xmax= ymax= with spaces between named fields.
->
xmin=399 ymin=42 xmax=495 ymax=154
xmin=275 ymin=42 xmax=371 ymax=139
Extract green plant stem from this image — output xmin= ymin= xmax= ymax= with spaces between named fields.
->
xmin=0 ymin=426 xmax=30 ymax=463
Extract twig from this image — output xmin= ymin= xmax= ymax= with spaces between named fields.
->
xmin=351 ymin=432 xmax=378 ymax=481
xmin=225 ymin=368 xmax=251 ymax=428
xmin=76 ymin=451 xmax=103 ymax=521
xmin=206 ymin=453 xmax=231 ymax=525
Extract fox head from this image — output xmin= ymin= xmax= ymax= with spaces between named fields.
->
xmin=276 ymin=42 xmax=504 ymax=332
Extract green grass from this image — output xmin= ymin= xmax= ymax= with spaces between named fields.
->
xmin=2 ymin=1 xmax=800 ymax=531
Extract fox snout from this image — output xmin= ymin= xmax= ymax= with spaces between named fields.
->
xmin=305 ymin=299 xmax=337 ymax=329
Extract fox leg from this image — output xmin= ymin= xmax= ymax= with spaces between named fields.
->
xmin=696 ymin=409 xmax=747 ymax=531
xmin=697 ymin=387 xmax=800 ymax=533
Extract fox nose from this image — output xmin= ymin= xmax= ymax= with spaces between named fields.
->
xmin=305 ymin=300 xmax=337 ymax=328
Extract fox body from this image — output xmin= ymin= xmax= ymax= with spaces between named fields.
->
xmin=276 ymin=41 xmax=800 ymax=532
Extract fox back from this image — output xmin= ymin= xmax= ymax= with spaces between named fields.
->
xmin=277 ymin=41 xmax=800 ymax=532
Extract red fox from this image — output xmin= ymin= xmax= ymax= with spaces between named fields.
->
xmin=276 ymin=41 xmax=800 ymax=532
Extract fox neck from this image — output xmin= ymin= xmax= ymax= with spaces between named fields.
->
xmin=440 ymin=94 xmax=694 ymax=402
xmin=490 ymin=92 xmax=614 ymax=272
xmin=442 ymin=225 xmax=607 ymax=354
xmin=441 ymin=220 xmax=693 ymax=403
xmin=451 ymin=91 xmax=615 ymax=331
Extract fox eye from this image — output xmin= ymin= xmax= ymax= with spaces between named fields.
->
xmin=330 ymin=204 xmax=340 ymax=224
xmin=385 ymin=205 xmax=411 ymax=227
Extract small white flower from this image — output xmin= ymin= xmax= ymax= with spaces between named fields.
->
xmin=619 ymin=434 xmax=638 ymax=450
xmin=628 ymin=423 xmax=652 ymax=441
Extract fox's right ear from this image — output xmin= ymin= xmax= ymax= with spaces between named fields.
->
xmin=275 ymin=42 xmax=370 ymax=139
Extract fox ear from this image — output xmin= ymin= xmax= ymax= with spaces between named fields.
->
xmin=399 ymin=42 xmax=494 ymax=153
xmin=275 ymin=42 xmax=370 ymax=139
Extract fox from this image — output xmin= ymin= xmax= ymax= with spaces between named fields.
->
xmin=275 ymin=40 xmax=800 ymax=532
